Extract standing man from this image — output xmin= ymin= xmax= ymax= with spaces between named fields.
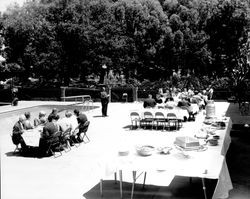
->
xmin=100 ymin=87 xmax=109 ymax=117
xmin=207 ymin=85 xmax=214 ymax=100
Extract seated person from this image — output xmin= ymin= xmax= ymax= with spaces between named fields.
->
xmin=155 ymin=94 xmax=163 ymax=104
xmin=177 ymin=98 xmax=195 ymax=120
xmin=177 ymin=98 xmax=191 ymax=109
xmin=165 ymin=97 xmax=176 ymax=108
xmin=164 ymin=90 xmax=174 ymax=102
xmin=23 ymin=112 xmax=34 ymax=130
xmin=58 ymin=111 xmax=73 ymax=132
xmin=34 ymin=111 xmax=47 ymax=126
xmin=143 ymin=94 xmax=156 ymax=108
xmin=50 ymin=108 xmax=60 ymax=119
xmin=72 ymin=112 xmax=88 ymax=143
xmin=39 ymin=114 xmax=62 ymax=156
xmin=12 ymin=115 xmax=28 ymax=151
xmin=191 ymin=91 xmax=205 ymax=109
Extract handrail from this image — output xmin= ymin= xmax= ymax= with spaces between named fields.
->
xmin=61 ymin=95 xmax=91 ymax=102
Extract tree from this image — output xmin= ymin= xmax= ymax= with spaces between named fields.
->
xmin=206 ymin=0 xmax=249 ymax=76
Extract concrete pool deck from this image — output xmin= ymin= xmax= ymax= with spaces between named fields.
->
xmin=0 ymin=101 xmax=249 ymax=199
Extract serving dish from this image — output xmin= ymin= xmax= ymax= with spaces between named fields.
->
xmin=136 ymin=145 xmax=155 ymax=156
xmin=207 ymin=138 xmax=218 ymax=146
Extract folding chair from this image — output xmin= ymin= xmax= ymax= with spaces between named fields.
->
xmin=10 ymin=133 xmax=22 ymax=153
xmin=61 ymin=127 xmax=72 ymax=152
xmin=47 ymin=131 xmax=63 ymax=158
xmin=130 ymin=112 xmax=141 ymax=129
xmin=166 ymin=113 xmax=179 ymax=130
xmin=76 ymin=121 xmax=90 ymax=144
xmin=141 ymin=111 xmax=154 ymax=129
xmin=154 ymin=111 xmax=166 ymax=130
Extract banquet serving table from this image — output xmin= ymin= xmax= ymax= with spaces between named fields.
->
xmin=101 ymin=116 xmax=233 ymax=199
xmin=22 ymin=126 xmax=43 ymax=147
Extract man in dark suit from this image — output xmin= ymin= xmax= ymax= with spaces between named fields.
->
xmin=100 ymin=87 xmax=109 ymax=116
xmin=143 ymin=94 xmax=156 ymax=108
xmin=39 ymin=114 xmax=61 ymax=156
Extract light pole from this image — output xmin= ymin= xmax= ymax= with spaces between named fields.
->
xmin=100 ymin=64 xmax=107 ymax=84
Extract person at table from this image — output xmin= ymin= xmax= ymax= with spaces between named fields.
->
xmin=50 ymin=108 xmax=60 ymax=119
xmin=177 ymin=98 xmax=195 ymax=121
xmin=165 ymin=97 xmax=176 ymax=108
xmin=143 ymin=94 xmax=156 ymax=108
xmin=57 ymin=110 xmax=77 ymax=146
xmin=58 ymin=111 xmax=73 ymax=132
xmin=72 ymin=112 xmax=88 ymax=143
xmin=39 ymin=114 xmax=62 ymax=156
xmin=23 ymin=112 xmax=34 ymax=130
xmin=155 ymin=94 xmax=163 ymax=104
xmin=100 ymin=87 xmax=109 ymax=117
xmin=11 ymin=114 xmax=28 ymax=151
xmin=191 ymin=91 xmax=205 ymax=109
xmin=34 ymin=111 xmax=47 ymax=126
xmin=164 ymin=88 xmax=174 ymax=102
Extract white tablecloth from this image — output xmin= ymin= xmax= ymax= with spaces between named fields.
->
xmin=22 ymin=126 xmax=43 ymax=147
xmin=102 ymin=116 xmax=233 ymax=199
xmin=131 ymin=107 xmax=189 ymax=121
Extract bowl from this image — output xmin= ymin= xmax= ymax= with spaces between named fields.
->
xmin=136 ymin=145 xmax=155 ymax=156
xmin=208 ymin=139 xmax=218 ymax=146
xmin=213 ymin=135 xmax=220 ymax=140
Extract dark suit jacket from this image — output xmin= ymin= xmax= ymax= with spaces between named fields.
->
xmin=12 ymin=121 xmax=24 ymax=145
xmin=101 ymin=91 xmax=109 ymax=104
xmin=42 ymin=122 xmax=59 ymax=139
xmin=143 ymin=98 xmax=156 ymax=108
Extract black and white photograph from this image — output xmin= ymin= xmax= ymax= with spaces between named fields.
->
xmin=0 ymin=0 xmax=250 ymax=199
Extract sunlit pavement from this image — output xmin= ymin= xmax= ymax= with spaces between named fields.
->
xmin=0 ymin=101 xmax=248 ymax=199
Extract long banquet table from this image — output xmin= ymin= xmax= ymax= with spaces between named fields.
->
xmin=100 ymin=115 xmax=233 ymax=199
xmin=22 ymin=126 xmax=43 ymax=147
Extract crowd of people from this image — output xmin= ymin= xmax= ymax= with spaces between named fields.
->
xmin=143 ymin=86 xmax=214 ymax=120
xmin=11 ymin=108 xmax=89 ymax=156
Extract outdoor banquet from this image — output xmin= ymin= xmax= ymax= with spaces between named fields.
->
xmin=0 ymin=99 xmax=249 ymax=199
xmin=0 ymin=0 xmax=250 ymax=199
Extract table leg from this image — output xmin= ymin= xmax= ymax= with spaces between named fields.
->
xmin=119 ymin=170 xmax=123 ymax=198
xmin=131 ymin=171 xmax=137 ymax=199
xmin=202 ymin=178 xmax=208 ymax=199
xmin=142 ymin=172 xmax=147 ymax=189
xmin=100 ymin=179 xmax=103 ymax=197
xmin=114 ymin=172 xmax=117 ymax=184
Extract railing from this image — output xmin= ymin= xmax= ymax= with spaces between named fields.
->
xmin=61 ymin=95 xmax=93 ymax=111
xmin=61 ymin=95 xmax=91 ymax=102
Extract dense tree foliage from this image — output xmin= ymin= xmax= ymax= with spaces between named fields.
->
xmin=0 ymin=0 xmax=249 ymax=87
